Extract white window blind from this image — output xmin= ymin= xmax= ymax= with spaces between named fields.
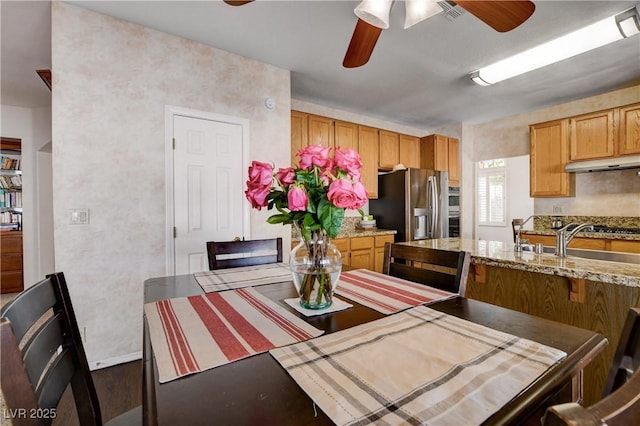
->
xmin=477 ymin=160 xmax=506 ymax=226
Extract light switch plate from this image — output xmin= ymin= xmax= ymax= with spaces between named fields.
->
xmin=70 ymin=209 xmax=90 ymax=225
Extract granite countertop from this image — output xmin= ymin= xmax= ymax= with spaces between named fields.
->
xmin=521 ymin=229 xmax=640 ymax=241
xmin=291 ymin=228 xmax=396 ymax=242
xmin=399 ymin=238 xmax=640 ymax=288
xmin=335 ymin=228 xmax=396 ymax=239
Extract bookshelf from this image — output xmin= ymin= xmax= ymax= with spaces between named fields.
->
xmin=1 ymin=137 xmax=23 ymax=293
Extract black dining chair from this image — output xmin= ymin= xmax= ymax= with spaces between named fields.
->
xmin=543 ymin=307 xmax=640 ymax=426
xmin=0 ymin=272 xmax=140 ymax=426
xmin=207 ymin=237 xmax=283 ymax=270
xmin=382 ymin=242 xmax=471 ymax=296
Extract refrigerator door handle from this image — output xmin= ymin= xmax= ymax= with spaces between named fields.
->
xmin=428 ymin=176 xmax=439 ymax=238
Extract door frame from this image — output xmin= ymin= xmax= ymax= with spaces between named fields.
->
xmin=164 ymin=105 xmax=251 ymax=275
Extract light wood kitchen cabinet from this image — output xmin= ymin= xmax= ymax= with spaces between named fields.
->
xmin=609 ymin=239 xmax=640 ymax=254
xmin=618 ymin=102 xmax=640 ymax=155
xmin=333 ymin=238 xmax=351 ymax=266
xmin=529 ymin=119 xmax=575 ymax=197
xmin=291 ymin=110 xmax=309 ymax=165
xmin=334 ymin=120 xmax=358 ymax=151
xmin=374 ymin=234 xmax=395 ymax=273
xmin=447 ymin=138 xmax=460 ymax=187
xmin=378 ymin=130 xmax=399 ymax=169
xmin=308 ymin=114 xmax=334 ymax=147
xmin=333 ymin=236 xmax=376 ymax=270
xmin=358 ymin=125 xmax=379 ymax=199
xmin=349 ymin=236 xmax=375 ymax=270
xmin=420 ymin=134 xmax=460 ymax=187
xmin=569 ymin=110 xmax=615 ymax=161
xmin=399 ymin=135 xmax=420 ymax=169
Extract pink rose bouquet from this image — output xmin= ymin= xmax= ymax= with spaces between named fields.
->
xmin=245 ymin=145 xmax=368 ymax=239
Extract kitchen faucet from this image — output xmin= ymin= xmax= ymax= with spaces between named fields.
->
xmin=555 ymin=223 xmax=594 ymax=257
xmin=512 ymin=215 xmax=535 ymax=253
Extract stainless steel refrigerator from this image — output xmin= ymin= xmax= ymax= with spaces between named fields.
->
xmin=369 ymin=168 xmax=449 ymax=242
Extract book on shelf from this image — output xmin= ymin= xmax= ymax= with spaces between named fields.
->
xmin=0 ymin=155 xmax=21 ymax=170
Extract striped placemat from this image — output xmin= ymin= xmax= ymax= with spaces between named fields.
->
xmin=144 ymin=287 xmax=323 ymax=383
xmin=193 ymin=263 xmax=291 ymax=292
xmin=271 ymin=305 xmax=567 ymax=426
xmin=335 ymin=269 xmax=455 ymax=315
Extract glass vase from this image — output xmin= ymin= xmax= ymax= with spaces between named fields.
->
xmin=290 ymin=225 xmax=342 ymax=309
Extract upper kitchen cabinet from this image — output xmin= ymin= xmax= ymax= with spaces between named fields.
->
xmin=291 ymin=110 xmax=309 ymax=165
xmin=618 ymin=102 xmax=640 ymax=155
xmin=378 ymin=130 xmax=400 ymax=170
xmin=420 ymin=134 xmax=460 ymax=186
xmin=446 ymin=138 xmax=460 ymax=187
xmin=399 ymin=135 xmax=420 ymax=169
xmin=334 ymin=120 xmax=358 ymax=152
xmin=530 ymin=119 xmax=575 ymax=197
xmin=308 ymin=114 xmax=334 ymax=147
xmin=569 ymin=110 xmax=615 ymax=161
xmin=358 ymin=125 xmax=379 ymax=199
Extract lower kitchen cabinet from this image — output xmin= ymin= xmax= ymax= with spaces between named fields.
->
xmin=349 ymin=236 xmax=375 ymax=270
xmin=333 ymin=235 xmax=393 ymax=271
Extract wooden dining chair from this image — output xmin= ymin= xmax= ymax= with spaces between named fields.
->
xmin=382 ymin=243 xmax=471 ymax=296
xmin=542 ymin=307 xmax=640 ymax=426
xmin=207 ymin=237 xmax=283 ymax=270
xmin=1 ymin=272 xmax=140 ymax=426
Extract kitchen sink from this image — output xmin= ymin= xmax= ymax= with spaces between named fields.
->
xmin=536 ymin=246 xmax=640 ymax=264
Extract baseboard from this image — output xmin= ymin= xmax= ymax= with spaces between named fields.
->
xmin=90 ymin=351 xmax=142 ymax=371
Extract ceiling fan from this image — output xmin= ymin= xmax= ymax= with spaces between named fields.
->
xmin=223 ymin=0 xmax=536 ymax=68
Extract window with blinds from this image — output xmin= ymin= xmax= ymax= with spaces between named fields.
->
xmin=477 ymin=159 xmax=506 ymax=226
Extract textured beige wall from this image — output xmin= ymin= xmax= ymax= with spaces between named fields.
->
xmin=52 ymin=3 xmax=290 ymax=366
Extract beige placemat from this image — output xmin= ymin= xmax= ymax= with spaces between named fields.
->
xmin=271 ymin=305 xmax=566 ymax=426
xmin=145 ymin=287 xmax=323 ymax=383
xmin=335 ymin=269 xmax=456 ymax=314
xmin=193 ymin=263 xmax=291 ymax=292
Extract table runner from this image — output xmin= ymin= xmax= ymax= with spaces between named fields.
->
xmin=270 ymin=305 xmax=566 ymax=426
xmin=335 ymin=269 xmax=455 ymax=314
xmin=144 ymin=287 xmax=323 ymax=383
xmin=193 ymin=263 xmax=291 ymax=292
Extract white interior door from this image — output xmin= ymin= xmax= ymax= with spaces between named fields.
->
xmin=173 ymin=115 xmax=245 ymax=274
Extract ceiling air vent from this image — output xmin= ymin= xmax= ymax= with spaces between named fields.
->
xmin=438 ymin=1 xmax=465 ymax=21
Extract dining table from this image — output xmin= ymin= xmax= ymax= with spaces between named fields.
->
xmin=142 ymin=269 xmax=607 ymax=426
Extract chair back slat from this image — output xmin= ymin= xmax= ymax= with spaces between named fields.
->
xmin=1 ymin=276 xmax=58 ymax=343
xmin=23 ymin=314 xmax=65 ymax=388
xmin=0 ymin=319 xmax=40 ymax=415
xmin=383 ymin=243 xmax=471 ymax=296
xmin=37 ymin=348 xmax=75 ymax=410
xmin=0 ymin=272 xmax=103 ymax=426
xmin=207 ymin=238 xmax=283 ymax=270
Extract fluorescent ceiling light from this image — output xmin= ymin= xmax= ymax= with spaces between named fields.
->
xmin=470 ymin=6 xmax=640 ymax=86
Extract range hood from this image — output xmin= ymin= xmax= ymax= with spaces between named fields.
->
xmin=565 ymin=155 xmax=640 ymax=173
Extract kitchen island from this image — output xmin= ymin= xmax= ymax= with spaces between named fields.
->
xmin=399 ymin=238 xmax=640 ymax=406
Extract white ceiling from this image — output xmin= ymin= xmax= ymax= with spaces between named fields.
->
xmin=2 ymin=1 xmax=639 ymax=128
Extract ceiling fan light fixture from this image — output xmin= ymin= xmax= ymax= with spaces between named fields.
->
xmin=404 ymin=0 xmax=443 ymax=29
xmin=354 ymin=0 xmax=394 ymax=29
xmin=470 ymin=6 xmax=640 ymax=86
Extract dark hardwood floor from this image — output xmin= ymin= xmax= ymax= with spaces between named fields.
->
xmin=53 ymin=360 xmax=142 ymax=425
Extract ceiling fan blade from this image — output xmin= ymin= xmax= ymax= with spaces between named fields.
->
xmin=223 ymin=1 xmax=254 ymax=6
xmin=343 ymin=19 xmax=383 ymax=68
xmin=454 ymin=1 xmax=535 ymax=32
